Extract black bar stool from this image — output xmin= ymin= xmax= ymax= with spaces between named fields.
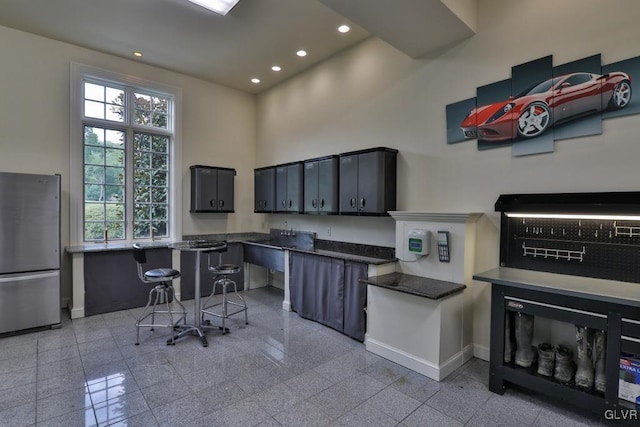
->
xmin=132 ymin=244 xmax=187 ymax=345
xmin=201 ymin=255 xmax=248 ymax=334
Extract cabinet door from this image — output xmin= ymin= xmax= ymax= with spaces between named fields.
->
xmin=254 ymin=168 xmax=275 ymax=212
xmin=216 ymin=169 xmax=235 ymax=212
xmin=304 ymin=161 xmax=319 ymax=214
xmin=287 ymin=163 xmax=303 ymax=212
xmin=357 ymin=151 xmax=384 ymax=214
xmin=276 ymin=166 xmax=288 ymax=212
xmin=318 ymin=157 xmax=339 ymax=214
xmin=339 ymin=154 xmax=359 ymax=213
xmin=190 ymin=167 xmax=217 ymax=212
xmin=343 ymin=261 xmax=368 ymax=341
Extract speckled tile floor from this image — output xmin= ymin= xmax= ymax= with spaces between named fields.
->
xmin=0 ymin=287 xmax=617 ymax=426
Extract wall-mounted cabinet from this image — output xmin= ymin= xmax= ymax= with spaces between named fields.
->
xmin=304 ymin=155 xmax=339 ymax=215
xmin=254 ymin=146 xmax=398 ymax=216
xmin=254 ymin=166 xmax=276 ymax=213
xmin=339 ymin=147 xmax=397 ymax=215
xmin=190 ymin=165 xmax=235 ymax=213
xmin=276 ymin=162 xmax=304 ymax=213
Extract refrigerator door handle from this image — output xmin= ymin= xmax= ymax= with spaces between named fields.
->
xmin=0 ymin=271 xmax=59 ymax=283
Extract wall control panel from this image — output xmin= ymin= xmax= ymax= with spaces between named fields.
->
xmin=437 ymin=231 xmax=450 ymax=262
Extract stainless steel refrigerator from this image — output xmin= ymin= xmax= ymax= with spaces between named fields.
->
xmin=0 ymin=172 xmax=61 ymax=334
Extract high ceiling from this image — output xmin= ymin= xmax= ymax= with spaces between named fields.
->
xmin=0 ymin=0 xmax=476 ymax=94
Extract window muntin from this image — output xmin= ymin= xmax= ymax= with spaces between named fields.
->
xmin=80 ymin=79 xmax=173 ymax=242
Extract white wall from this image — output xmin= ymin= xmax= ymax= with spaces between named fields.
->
xmin=255 ymin=0 xmax=640 ymax=352
xmin=0 ymin=26 xmax=257 ymax=304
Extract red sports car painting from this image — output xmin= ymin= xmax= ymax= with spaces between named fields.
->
xmin=460 ymin=72 xmax=632 ymax=141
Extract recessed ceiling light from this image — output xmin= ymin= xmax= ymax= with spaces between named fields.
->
xmin=251 ymin=78 xmax=261 ymax=84
xmin=296 ymin=50 xmax=307 ymax=57
xmin=133 ymin=51 xmax=143 ymax=57
xmin=187 ymin=0 xmax=240 ymax=16
xmin=337 ymin=25 xmax=351 ymax=33
xmin=271 ymin=65 xmax=282 ymax=72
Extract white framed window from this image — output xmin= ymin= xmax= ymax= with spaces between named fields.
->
xmin=70 ymin=64 xmax=182 ymax=244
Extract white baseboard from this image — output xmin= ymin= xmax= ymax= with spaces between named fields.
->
xmin=473 ymin=344 xmax=490 ymax=361
xmin=365 ymin=336 xmax=473 ymax=381
xmin=70 ymin=307 xmax=85 ymax=319
xmin=282 ymin=300 xmax=291 ymax=312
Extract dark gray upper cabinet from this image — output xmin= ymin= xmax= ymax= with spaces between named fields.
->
xmin=339 ymin=147 xmax=398 ymax=215
xmin=190 ymin=165 xmax=235 ymax=213
xmin=275 ymin=162 xmax=304 ymax=213
xmin=254 ymin=166 xmax=275 ymax=213
xmin=304 ymin=155 xmax=339 ymax=214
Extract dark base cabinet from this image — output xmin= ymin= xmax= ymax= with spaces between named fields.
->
xmin=84 ymin=248 xmax=173 ymax=316
xmin=487 ymin=280 xmax=639 ymax=422
xmin=289 ymin=251 xmax=368 ymax=341
xmin=180 ymin=242 xmax=244 ymax=300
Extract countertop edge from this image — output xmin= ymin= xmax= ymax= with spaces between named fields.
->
xmin=474 ymin=267 xmax=640 ymax=307
xmin=363 ymin=272 xmax=466 ymax=300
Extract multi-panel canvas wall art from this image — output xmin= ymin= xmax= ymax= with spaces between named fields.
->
xmin=446 ymin=54 xmax=638 ymax=156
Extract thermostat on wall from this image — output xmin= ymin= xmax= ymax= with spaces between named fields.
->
xmin=408 ymin=229 xmax=430 ymax=256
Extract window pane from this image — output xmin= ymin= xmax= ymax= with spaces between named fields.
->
xmin=105 ymin=203 xmax=124 ymax=221
xmin=85 ymin=222 xmax=105 ymax=241
xmin=105 ymin=149 xmax=124 ymax=167
xmin=152 ymin=170 xmax=167 ymax=187
xmin=106 ymin=87 xmax=124 ymax=106
xmin=136 ymin=185 xmax=150 ymax=203
xmin=85 ymin=184 xmax=104 ymax=202
xmin=152 ymin=189 xmax=167 ymax=203
xmin=134 ymin=151 xmax=150 ymax=169
xmin=134 ymin=222 xmax=150 ymax=239
xmin=134 ymin=110 xmax=152 ymax=126
xmin=105 ymin=185 xmax=123 ymax=202
xmin=151 ymin=153 xmax=167 ymax=169
xmin=135 ymin=169 xmax=151 ymax=187
xmin=84 ymin=147 xmax=104 ymax=165
xmin=135 ymin=93 xmax=151 ymax=110
xmin=85 ymin=83 xmax=104 ymax=102
xmin=134 ymin=133 xmax=151 ymax=151
xmin=152 ymin=113 xmax=168 ymax=129
xmin=105 ymin=167 xmax=124 ymax=185
xmin=152 ymin=221 xmax=167 ymax=237
xmin=135 ymin=203 xmax=150 ymax=220
xmin=106 ymin=105 xmax=125 ymax=122
xmin=105 ymin=130 xmax=125 ymax=147
xmin=85 ymin=100 xmax=105 ymax=119
xmin=151 ymin=136 xmax=168 ymax=153
xmin=153 ymin=205 xmax=167 ymax=220
xmin=152 ymin=96 xmax=168 ymax=113
xmin=105 ymin=222 xmax=124 ymax=239
xmin=84 ymin=166 xmax=104 ymax=184
xmin=85 ymin=202 xmax=105 ymax=220
xmin=85 ymin=127 xmax=105 ymax=146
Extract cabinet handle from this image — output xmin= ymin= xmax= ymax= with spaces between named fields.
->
xmin=289 ymin=200 xmax=293 ymax=208
xmin=219 ymin=200 xmax=224 ymax=208
xmin=312 ymin=199 xmax=317 ymax=208
xmin=360 ymin=198 xmax=365 ymax=208
xmin=320 ymin=199 xmax=325 ymax=209
xmin=350 ymin=198 xmax=356 ymax=208
xmin=282 ymin=200 xmax=286 ymax=207
xmin=210 ymin=199 xmax=216 ymax=208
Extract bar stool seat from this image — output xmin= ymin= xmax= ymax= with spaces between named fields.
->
xmin=201 ymin=262 xmax=248 ymax=334
xmin=132 ymin=244 xmax=187 ymax=345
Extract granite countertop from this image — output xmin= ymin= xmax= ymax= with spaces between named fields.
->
xmin=242 ymin=237 xmax=396 ymax=265
xmin=66 ymin=231 xmax=396 ymax=265
xmin=66 ymin=232 xmax=269 ymax=253
xmin=362 ymin=272 xmax=466 ymax=299
xmin=474 ymin=267 xmax=640 ymax=308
